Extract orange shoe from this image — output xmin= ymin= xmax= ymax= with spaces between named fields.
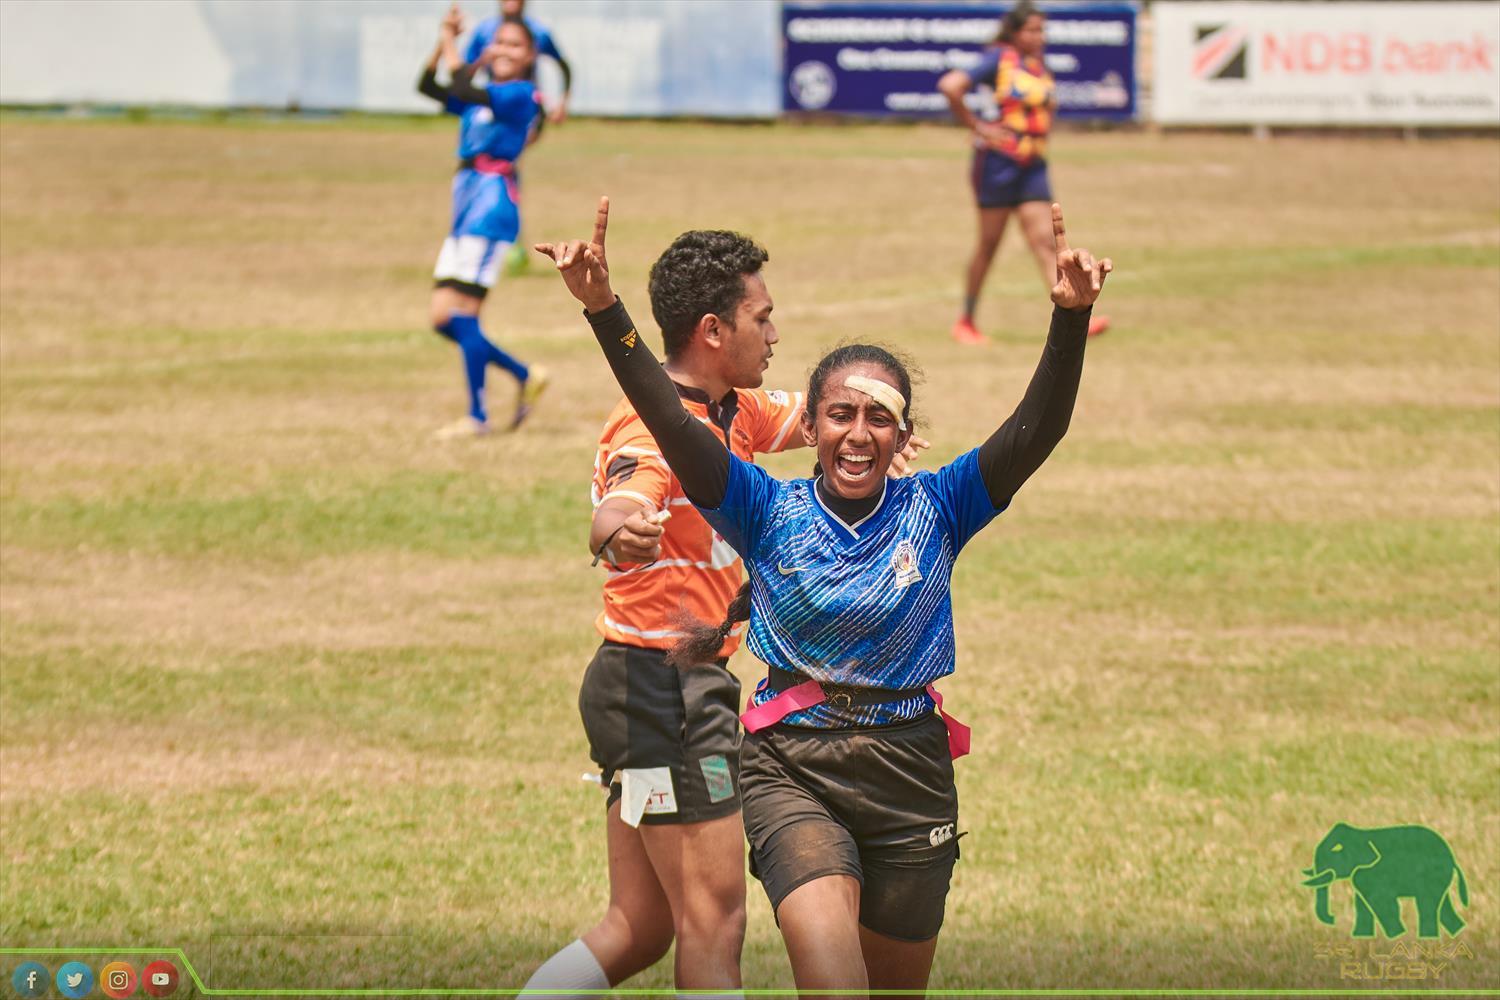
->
xmin=951 ymin=317 xmax=986 ymax=345
xmin=1088 ymin=314 xmax=1111 ymax=338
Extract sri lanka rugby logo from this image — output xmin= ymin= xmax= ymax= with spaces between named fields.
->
xmin=892 ymin=539 xmax=922 ymax=590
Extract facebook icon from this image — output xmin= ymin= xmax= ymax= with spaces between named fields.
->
xmin=11 ymin=961 xmax=49 ymax=998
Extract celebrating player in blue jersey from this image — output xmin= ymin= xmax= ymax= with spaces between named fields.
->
xmin=466 ymin=0 xmax=572 ymax=123
xmin=466 ymin=0 xmax=573 ymax=278
xmin=417 ymin=7 xmax=548 ymax=437
xmin=536 ymin=196 xmax=1110 ymax=992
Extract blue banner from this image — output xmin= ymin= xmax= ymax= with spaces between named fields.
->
xmin=783 ymin=2 xmax=1138 ymax=120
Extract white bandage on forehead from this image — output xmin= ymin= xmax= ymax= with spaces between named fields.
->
xmin=843 ymin=375 xmax=907 ymax=430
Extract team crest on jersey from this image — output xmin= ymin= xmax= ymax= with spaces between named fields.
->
xmin=767 ymin=389 xmax=789 ymax=406
xmin=891 ymin=539 xmax=922 ymax=590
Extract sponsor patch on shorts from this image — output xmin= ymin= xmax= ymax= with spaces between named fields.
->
xmin=620 ymin=766 xmax=678 ymax=827
xmin=699 ymin=753 xmax=735 ymax=803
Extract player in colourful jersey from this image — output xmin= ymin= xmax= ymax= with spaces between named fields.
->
xmin=465 ymin=0 xmax=573 ymax=277
xmin=939 ymin=1 xmax=1110 ymax=344
xmin=417 ymin=9 xmax=548 ymax=438
xmin=537 ymin=196 xmax=1110 ymax=991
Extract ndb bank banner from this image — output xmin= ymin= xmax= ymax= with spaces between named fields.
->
xmin=782 ymin=2 xmax=1138 ymax=120
xmin=1154 ymin=2 xmax=1500 ymax=126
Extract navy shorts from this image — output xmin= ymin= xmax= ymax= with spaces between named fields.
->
xmin=578 ymin=641 xmax=743 ymax=825
xmin=740 ymin=712 xmax=960 ymax=942
xmin=971 ymin=148 xmax=1052 ymax=208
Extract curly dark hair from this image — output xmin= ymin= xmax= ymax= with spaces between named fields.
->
xmin=648 ymin=230 xmax=769 ymax=359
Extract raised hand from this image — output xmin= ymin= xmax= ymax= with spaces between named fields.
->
xmin=888 ymin=433 xmax=930 ymax=479
xmin=442 ymin=2 xmax=464 ymax=36
xmin=1049 ymin=203 xmax=1112 ymax=311
xmin=535 ymin=196 xmax=615 ymax=314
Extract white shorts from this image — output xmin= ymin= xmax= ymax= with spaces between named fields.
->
xmin=433 ymin=236 xmax=511 ymax=292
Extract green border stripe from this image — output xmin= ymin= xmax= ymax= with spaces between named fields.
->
xmin=2 ymin=947 xmax=1496 ymax=997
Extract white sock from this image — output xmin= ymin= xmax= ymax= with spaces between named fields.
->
xmin=522 ymin=938 xmax=609 ymax=996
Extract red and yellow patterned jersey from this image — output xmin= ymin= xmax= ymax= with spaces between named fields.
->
xmin=974 ymin=44 xmax=1055 ymax=164
xmin=591 ymin=382 xmax=805 ymax=657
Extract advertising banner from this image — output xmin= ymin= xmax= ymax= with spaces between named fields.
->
xmin=1153 ymin=2 xmax=1500 ymax=126
xmin=782 ymin=2 xmax=1139 ymax=120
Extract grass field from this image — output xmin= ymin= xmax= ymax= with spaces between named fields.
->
xmin=1 ymin=114 xmax=1497 ymax=993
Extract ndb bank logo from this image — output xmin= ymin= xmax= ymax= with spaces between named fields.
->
xmin=1302 ymin=823 xmax=1477 ymax=981
xmin=1193 ymin=23 xmax=1249 ymax=80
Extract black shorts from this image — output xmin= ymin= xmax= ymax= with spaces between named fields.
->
xmin=740 ymin=712 xmax=960 ymax=942
xmin=578 ymin=641 xmax=743 ymax=825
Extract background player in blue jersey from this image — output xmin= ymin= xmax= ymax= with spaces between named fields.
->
xmin=466 ymin=0 xmax=572 ymax=123
xmin=536 ymin=196 xmax=1111 ymax=992
xmin=465 ymin=0 xmax=573 ymax=277
xmin=418 ymin=8 xmax=548 ymax=437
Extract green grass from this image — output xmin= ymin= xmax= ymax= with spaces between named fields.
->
xmin=1 ymin=117 xmax=1497 ymax=993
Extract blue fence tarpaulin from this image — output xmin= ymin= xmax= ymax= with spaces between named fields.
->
xmin=782 ymin=2 xmax=1139 ymax=120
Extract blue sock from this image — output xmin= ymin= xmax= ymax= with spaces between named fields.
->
xmin=447 ymin=314 xmax=529 ymax=423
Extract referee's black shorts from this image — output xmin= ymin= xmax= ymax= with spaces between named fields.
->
xmin=740 ymin=711 xmax=961 ymax=942
xmin=578 ymin=640 xmax=743 ymax=825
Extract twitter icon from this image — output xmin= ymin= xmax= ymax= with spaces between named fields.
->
xmin=57 ymin=961 xmax=94 ymax=998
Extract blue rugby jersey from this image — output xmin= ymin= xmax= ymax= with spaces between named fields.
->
xmin=701 ymin=448 xmax=1002 ymax=728
xmin=466 ymin=15 xmax=567 ymax=70
xmin=444 ymin=80 xmax=541 ymax=162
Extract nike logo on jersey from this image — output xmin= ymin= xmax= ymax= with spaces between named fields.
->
xmin=776 ymin=560 xmax=809 ymax=576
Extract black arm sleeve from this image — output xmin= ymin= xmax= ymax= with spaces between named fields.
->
xmin=447 ymin=64 xmax=492 ymax=107
xmin=586 ymin=299 xmax=731 ymax=507
xmin=417 ymin=67 xmax=447 ymax=104
xmin=977 ymin=305 xmax=1091 ymax=509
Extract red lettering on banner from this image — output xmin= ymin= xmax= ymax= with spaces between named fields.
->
xmin=1384 ymin=34 xmax=1495 ymax=73
xmin=1344 ymin=35 xmax=1372 ymax=73
xmin=1263 ymin=32 xmax=1374 ymax=74
xmin=1263 ymin=32 xmax=1298 ymax=72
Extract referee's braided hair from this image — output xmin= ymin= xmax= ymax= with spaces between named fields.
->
xmin=668 ymin=582 xmax=752 ymax=669
xmin=649 ymin=230 xmax=769 ymax=360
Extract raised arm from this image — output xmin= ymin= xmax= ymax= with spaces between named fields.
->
xmin=536 ymin=198 xmax=732 ymax=508
xmin=978 ymin=204 xmax=1112 ymax=509
xmin=417 ymin=6 xmax=484 ymax=106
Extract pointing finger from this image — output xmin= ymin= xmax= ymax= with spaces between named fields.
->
xmin=532 ymin=242 xmax=556 ymax=260
xmin=1051 ymin=202 xmax=1068 ymax=254
xmin=592 ymin=195 xmax=610 ymax=248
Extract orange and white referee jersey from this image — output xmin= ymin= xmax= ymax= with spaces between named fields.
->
xmin=591 ymin=381 xmax=805 ymax=658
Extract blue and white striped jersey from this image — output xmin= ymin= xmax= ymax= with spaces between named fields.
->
xmin=701 ymin=448 xmax=1002 ymax=728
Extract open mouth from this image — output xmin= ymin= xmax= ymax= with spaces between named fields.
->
xmin=836 ymin=453 xmax=874 ymax=481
